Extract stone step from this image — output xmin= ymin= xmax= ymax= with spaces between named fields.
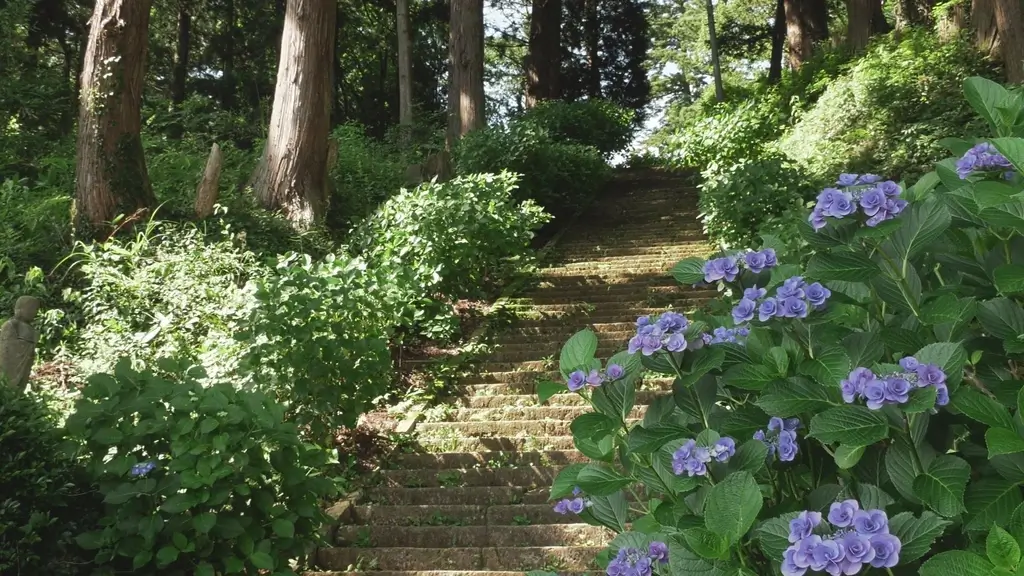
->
xmin=417 ymin=418 xmax=640 ymax=437
xmin=459 ymin=389 xmax=671 ymax=409
xmin=508 ymin=288 xmax=715 ymax=305
xmin=505 ymin=300 xmax=707 ymax=314
xmin=523 ymin=277 xmax=682 ymax=294
xmin=459 ymin=371 xmax=561 ymax=386
xmin=414 ymin=435 xmax=578 ymax=453
xmin=458 ymin=377 xmax=673 ymax=396
xmin=307 ymin=572 xmax=597 ymax=576
xmin=348 ymin=503 xmax=591 ymax=527
xmin=335 ymin=524 xmax=612 ymax=549
xmin=362 ymin=485 xmax=552 ymax=506
xmin=380 ymin=465 xmax=563 ymax=488
xmin=489 ymin=330 xmax=636 ymax=347
xmin=316 ymin=545 xmax=603 ymax=572
xmin=449 ymin=404 xmax=646 ymax=423
xmin=391 ymin=450 xmax=586 ymax=470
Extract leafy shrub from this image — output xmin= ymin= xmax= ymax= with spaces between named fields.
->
xmin=238 ymin=251 xmax=406 ymax=444
xmin=455 ymin=123 xmax=610 ymax=218
xmin=518 ymin=99 xmax=636 ymax=157
xmin=65 ymin=359 xmax=337 ymax=576
xmin=531 ymin=76 xmax=1024 ymax=576
xmin=352 ymin=171 xmax=550 ymax=302
xmin=0 ymin=386 xmax=98 ymax=576
xmin=327 ymin=123 xmax=410 ymax=231
xmin=63 ymin=220 xmax=261 ymax=381
xmin=782 ymin=30 xmax=995 ymax=183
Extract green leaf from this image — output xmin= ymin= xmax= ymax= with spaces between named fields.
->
xmin=883 ymin=197 xmax=951 ymax=270
xmin=988 ymin=525 xmax=1021 ymax=569
xmin=763 ymin=347 xmax=789 ymax=377
xmin=843 ymin=332 xmax=884 ymax=369
xmin=156 ymin=545 xmax=179 ymax=567
xmin=806 ymin=251 xmax=881 ymax=282
xmin=536 ymin=380 xmax=565 ymax=404
xmin=271 ymin=518 xmax=295 ymax=539
xmin=913 ymin=455 xmax=970 ymax=517
xmin=988 ymin=428 xmax=1024 ymax=457
xmin=196 ymin=563 xmax=215 ymax=576
xmin=683 ymin=527 xmax=729 ymax=559
xmin=549 ymin=463 xmax=587 ymax=499
xmin=570 ymin=412 xmax=618 ymax=441
xmin=704 ymin=471 xmax=762 ymax=542
xmin=798 ymin=347 xmax=850 ymax=388
xmin=160 ymin=493 xmax=194 ymax=514
xmin=755 ymin=377 xmax=835 ymax=417
xmin=172 ymin=532 xmax=188 ymax=550
xmin=995 ymin=265 xmax=1024 ymax=295
xmin=592 ymin=379 xmax=636 ymax=423
xmin=953 ymin=388 xmax=1016 ymax=429
xmin=560 ymin=329 xmax=598 ymax=377
xmin=886 ymin=435 xmax=924 ymax=504
xmin=75 ymin=530 xmax=106 ymax=551
xmin=920 ymin=551 xmax=994 ymax=576
xmin=965 ymin=76 xmax=1011 ymax=131
xmin=576 ymin=463 xmax=634 ymax=496
xmin=585 ymin=492 xmax=629 ymax=532
xmin=904 ymin=386 xmax=939 ymax=414
xmin=250 ymin=551 xmax=275 ymax=570
xmin=667 ymin=539 xmax=731 ymax=576
xmin=856 ymin=484 xmax=895 ymax=510
xmin=132 ymin=549 xmax=153 ymax=570
xmin=92 ymin=427 xmax=124 ymax=445
xmin=994 ymin=137 xmax=1024 ymax=173
xmin=627 ymin=424 xmax=691 ymax=454
xmin=809 ymin=405 xmax=888 ymax=446
xmin=978 ymin=298 xmax=1024 ymax=341
xmin=834 ymin=445 xmax=865 ymax=469
xmin=755 ymin=513 xmax=800 ymax=561
xmin=677 ymin=346 xmax=726 ymax=387
xmin=720 ymin=363 xmax=773 ymax=391
xmin=915 ymin=342 xmax=968 ymax=387
xmin=671 ymin=257 xmax=707 ymax=284
xmin=728 ymin=440 xmax=768 ymax=475
xmin=889 ymin=511 xmax=952 ymax=565
xmin=965 ymin=478 xmax=1024 ymax=532
xmin=192 ymin=512 xmax=216 ymax=534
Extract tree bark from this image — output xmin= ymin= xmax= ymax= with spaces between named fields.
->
xmin=74 ymin=0 xmax=155 ymax=240
xmin=195 ymin=143 xmax=223 ymax=219
xmin=894 ymin=0 xmax=931 ymax=29
xmin=584 ymin=0 xmax=601 ymax=97
xmin=250 ymin=0 xmax=337 ymax=229
xmin=995 ymin=0 xmax=1024 ymax=82
xmin=937 ymin=2 xmax=966 ymax=41
xmin=847 ymin=0 xmax=871 ymax=51
xmin=768 ymin=0 xmax=786 ymax=83
xmin=706 ymin=0 xmax=724 ymax=102
xmin=447 ymin=0 xmax=486 ymax=144
xmin=784 ymin=0 xmax=828 ymax=69
xmin=172 ymin=2 xmax=191 ymax=106
xmin=397 ymin=0 xmax=414 ymax=130
xmin=870 ymin=0 xmax=891 ymax=34
xmin=525 ymin=0 xmax=562 ymax=107
xmin=220 ymin=0 xmax=236 ymax=110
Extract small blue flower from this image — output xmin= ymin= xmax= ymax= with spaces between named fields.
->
xmin=131 ymin=461 xmax=156 ymax=477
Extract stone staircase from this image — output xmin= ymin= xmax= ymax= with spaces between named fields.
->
xmin=310 ymin=169 xmax=714 ymax=576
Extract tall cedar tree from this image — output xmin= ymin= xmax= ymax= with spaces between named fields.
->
xmin=397 ymin=0 xmax=414 ymax=129
xmin=784 ymin=0 xmax=828 ymax=68
xmin=74 ymin=0 xmax=155 ymax=240
xmin=251 ymin=0 xmax=337 ymax=229
xmin=525 ymin=0 xmax=562 ymax=106
xmin=995 ymin=0 xmax=1024 ymax=82
xmin=448 ymin=0 xmax=486 ymax=142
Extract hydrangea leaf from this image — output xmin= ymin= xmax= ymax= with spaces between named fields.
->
xmin=964 ymin=76 xmax=1012 ymax=132
xmin=574 ymin=433 xmax=615 ymax=462
xmin=754 ymin=512 xmax=799 ymax=562
xmin=549 ymin=463 xmax=587 ymax=500
xmin=806 ymin=251 xmax=881 ymax=282
xmin=721 ymin=363 xmax=774 ymax=391
xmin=915 ymin=342 xmax=968 ymax=387
xmin=626 ymin=424 xmax=691 ymax=455
xmin=889 ymin=511 xmax=953 ymax=565
xmin=592 ymin=379 xmax=636 ymax=423
xmin=952 ymin=387 xmax=1015 ymax=429
xmin=987 ymin=428 xmax=1024 ymax=458
xmin=798 ymin=347 xmax=850 ymax=388
xmin=576 ymin=463 xmax=634 ymax=496
xmin=809 ymin=405 xmax=888 ymax=446
xmin=987 ymin=525 xmax=1021 ymax=569
xmin=920 ymin=550 xmax=995 ymax=576
xmin=842 ymin=332 xmax=884 ymax=370
xmin=727 ymin=439 xmax=768 ymax=476
xmin=536 ymin=380 xmax=564 ymax=405
xmin=755 ymin=377 xmax=836 ymax=417
xmin=904 ymin=386 xmax=938 ymax=413
xmin=671 ymin=257 xmax=707 ymax=285
xmin=559 ymin=329 xmax=598 ymax=378
xmin=978 ymin=298 xmax=1024 ymax=341
xmin=683 ymin=527 xmax=729 ymax=559
xmin=833 ymin=444 xmax=865 ymax=469
xmin=965 ymin=477 xmax=1024 ymax=532
xmin=704 ymin=471 xmax=762 ymax=543
xmin=583 ymin=491 xmax=629 ymax=533
xmin=993 ymin=137 xmax=1024 ymax=174
xmin=667 ymin=537 xmax=732 ymax=576
xmin=856 ymin=484 xmax=895 ymax=510
xmin=912 ymin=454 xmax=970 ymax=517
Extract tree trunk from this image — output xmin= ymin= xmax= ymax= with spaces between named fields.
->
xmin=847 ymin=0 xmax=871 ymax=51
xmin=525 ymin=0 xmax=562 ymax=107
xmin=447 ymin=0 xmax=485 ymax=144
xmin=195 ymin=143 xmax=223 ymax=219
xmin=220 ymin=0 xmax=236 ymax=110
xmin=937 ymin=2 xmax=966 ymax=41
xmin=894 ymin=0 xmax=931 ymax=29
xmin=768 ymin=0 xmax=786 ymax=83
xmin=250 ymin=0 xmax=337 ymax=229
xmin=584 ymin=0 xmax=601 ymax=97
xmin=74 ymin=0 xmax=155 ymax=240
xmin=706 ymin=0 xmax=724 ymax=102
xmin=870 ymin=0 xmax=891 ymax=34
xmin=784 ymin=0 xmax=828 ymax=69
xmin=397 ymin=0 xmax=414 ymax=130
xmin=172 ymin=2 xmax=191 ymax=106
xmin=973 ymin=0 xmax=1000 ymax=57
xmin=995 ymin=0 xmax=1024 ymax=82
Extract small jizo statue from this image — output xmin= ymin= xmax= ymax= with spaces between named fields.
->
xmin=0 ymin=296 xmax=41 ymax=392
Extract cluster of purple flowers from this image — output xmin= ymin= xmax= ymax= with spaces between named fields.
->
xmin=130 ymin=461 xmax=156 ymax=477
xmin=840 ymin=356 xmax=949 ymax=410
xmin=702 ymin=249 xmax=778 ymax=284
xmin=701 ymin=326 xmax=750 ymax=346
xmin=809 ymin=174 xmax=907 ymax=230
xmin=732 ymin=278 xmax=830 ymax=325
xmin=627 ymin=312 xmax=689 ymax=356
xmin=566 ymin=363 xmax=625 ymax=392
xmin=552 ymin=486 xmax=591 ymax=515
xmin=956 ymin=142 xmax=1013 ymax=179
xmin=782 ymin=503 xmax=901 ymax=576
xmin=754 ymin=417 xmax=801 ymax=462
xmin=606 ymin=542 xmax=669 ymax=576
xmin=671 ymin=437 xmax=736 ymax=477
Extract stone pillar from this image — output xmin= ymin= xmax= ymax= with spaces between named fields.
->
xmin=0 ymin=296 xmax=41 ymax=392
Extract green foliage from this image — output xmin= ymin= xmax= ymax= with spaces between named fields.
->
xmin=518 ymin=99 xmax=636 ymax=157
xmin=327 ymin=123 xmax=412 ymax=232
xmin=0 ymin=386 xmax=98 ymax=576
xmin=455 ymin=123 xmax=610 ymax=218
xmin=63 ymin=360 xmax=337 ymax=576
xmin=541 ymin=76 xmax=1024 ymax=574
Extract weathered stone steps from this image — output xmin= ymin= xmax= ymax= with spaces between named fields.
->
xmin=335 ymin=524 xmax=612 ymax=548
xmin=317 ymin=546 xmax=603 ymax=572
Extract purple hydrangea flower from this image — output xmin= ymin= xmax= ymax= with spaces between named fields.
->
xmin=860 ymin=187 xmax=886 ymax=216
xmin=916 ymin=364 xmax=946 ymax=386
xmin=883 ymin=376 xmax=912 ymax=404
xmin=778 ymin=277 xmax=806 ymax=299
xmin=568 ymin=497 xmax=586 ymax=514
xmin=745 ymin=251 xmax=768 ymax=273
xmin=789 ymin=511 xmax=822 ymax=543
xmin=744 ymin=285 xmax=767 ymax=300
xmin=585 ymin=369 xmax=604 ymax=388
xmin=711 ymin=437 xmax=736 ymax=462
xmin=780 ymin=297 xmax=808 ymax=319
xmin=863 ymin=379 xmax=888 ymax=410
xmin=879 ymin=180 xmax=901 ymax=197
xmin=759 ymin=297 xmax=779 ymax=321
xmin=805 ymin=282 xmax=831 ymax=307
xmin=131 ymin=461 xmax=156 ymax=477
xmin=853 ymin=509 xmax=889 ymax=536
xmin=898 ymin=356 xmax=920 ymax=371
xmin=763 ymin=249 xmax=778 ymax=268
xmin=809 ymin=207 xmax=827 ymax=231
xmin=648 ymin=541 xmax=669 ymax=564
xmin=606 ymin=363 xmax=624 ymax=380
xmin=553 ymin=499 xmax=569 ymax=514
xmin=567 ymin=370 xmax=586 ymax=392
xmin=936 ymin=383 xmax=950 ymax=406
xmin=782 ymin=547 xmax=808 ymax=576
xmin=657 ymin=311 xmax=688 ymax=332
xmin=810 ymin=538 xmax=845 ymax=576
xmin=703 ymin=257 xmax=740 ymax=283
xmin=840 ymin=532 xmax=877 ymax=573
xmin=957 ymin=142 xmax=1013 ymax=179
xmin=665 ymin=333 xmax=687 ymax=352
xmin=778 ymin=431 xmax=799 ymax=462
xmin=837 ymin=173 xmax=859 ymax=186
xmin=868 ymin=533 xmax=901 ymax=568
xmin=827 ymin=500 xmax=859 ymax=528
xmin=768 ymin=417 xmax=785 ymax=432
xmin=857 ymin=174 xmax=882 ymax=184
xmin=732 ymin=298 xmax=757 ymax=324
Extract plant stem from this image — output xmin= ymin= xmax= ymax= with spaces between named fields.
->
xmin=903 ymin=414 xmax=926 ymax=474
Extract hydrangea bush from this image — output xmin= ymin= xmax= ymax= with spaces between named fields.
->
xmin=531 ymin=77 xmax=1024 ymax=576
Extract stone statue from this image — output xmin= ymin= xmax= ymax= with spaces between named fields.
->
xmin=0 ymin=296 xmax=41 ymax=392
